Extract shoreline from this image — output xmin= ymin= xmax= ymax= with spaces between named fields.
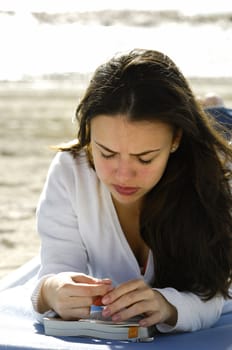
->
xmin=0 ymin=76 xmax=231 ymax=101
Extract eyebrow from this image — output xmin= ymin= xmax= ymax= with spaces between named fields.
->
xmin=94 ymin=141 xmax=160 ymax=156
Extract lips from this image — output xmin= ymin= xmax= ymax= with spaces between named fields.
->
xmin=113 ymin=184 xmax=139 ymax=196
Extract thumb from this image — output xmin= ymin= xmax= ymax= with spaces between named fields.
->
xmin=71 ymin=273 xmax=112 ymax=286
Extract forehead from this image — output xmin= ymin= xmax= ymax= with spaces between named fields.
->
xmin=90 ymin=115 xmax=174 ymax=150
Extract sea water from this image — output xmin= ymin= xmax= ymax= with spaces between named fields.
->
xmin=0 ymin=0 xmax=232 ymax=80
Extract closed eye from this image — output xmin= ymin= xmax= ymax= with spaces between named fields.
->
xmin=94 ymin=140 xmax=159 ymax=164
xmin=100 ymin=151 xmax=116 ymax=159
xmin=138 ymin=157 xmax=153 ymax=164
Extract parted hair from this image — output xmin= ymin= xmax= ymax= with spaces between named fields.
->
xmin=62 ymin=49 xmax=232 ymax=300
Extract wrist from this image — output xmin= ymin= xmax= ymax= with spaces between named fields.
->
xmin=37 ymin=276 xmax=54 ymax=313
xmin=165 ymin=304 xmax=178 ymax=326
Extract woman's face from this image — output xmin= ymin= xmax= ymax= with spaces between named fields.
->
xmin=90 ymin=115 xmax=181 ymax=207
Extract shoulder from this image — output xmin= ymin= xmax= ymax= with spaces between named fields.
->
xmin=50 ymin=150 xmax=90 ymax=174
xmin=40 ymin=150 xmax=99 ymax=205
xmin=46 ymin=150 xmax=95 ymax=188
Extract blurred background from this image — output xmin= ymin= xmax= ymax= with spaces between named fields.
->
xmin=0 ymin=0 xmax=232 ymax=278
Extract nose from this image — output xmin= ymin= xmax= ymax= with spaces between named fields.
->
xmin=114 ymin=159 xmax=136 ymax=182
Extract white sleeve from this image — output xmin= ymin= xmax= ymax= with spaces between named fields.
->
xmin=31 ymin=274 xmax=57 ymax=322
xmin=37 ymin=152 xmax=88 ymax=277
xmin=154 ymin=287 xmax=224 ymax=333
xmin=31 ymin=152 xmax=89 ymax=314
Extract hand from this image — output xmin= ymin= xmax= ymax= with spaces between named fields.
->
xmin=101 ymin=279 xmax=177 ymax=327
xmin=38 ymin=272 xmax=113 ymax=320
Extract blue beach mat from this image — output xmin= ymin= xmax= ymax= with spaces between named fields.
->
xmin=0 ymin=258 xmax=232 ymax=350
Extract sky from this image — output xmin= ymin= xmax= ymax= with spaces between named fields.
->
xmin=0 ymin=0 xmax=231 ymax=14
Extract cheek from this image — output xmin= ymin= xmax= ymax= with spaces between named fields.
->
xmin=94 ymin=158 xmax=113 ymax=181
xmin=138 ymin=168 xmax=159 ymax=186
xmin=140 ymin=159 xmax=169 ymax=186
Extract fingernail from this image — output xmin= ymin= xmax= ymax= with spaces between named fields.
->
xmin=139 ymin=320 xmax=147 ymax=327
xmin=112 ymin=314 xmax=121 ymax=322
xmin=102 ymin=296 xmax=110 ymax=304
xmin=102 ymin=308 xmax=111 ymax=317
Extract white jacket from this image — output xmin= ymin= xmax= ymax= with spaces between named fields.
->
xmin=32 ymin=151 xmax=224 ymax=332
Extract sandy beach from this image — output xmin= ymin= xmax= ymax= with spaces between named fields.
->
xmin=0 ymin=76 xmax=232 ymax=280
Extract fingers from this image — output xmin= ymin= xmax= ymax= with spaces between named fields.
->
xmin=57 ymin=272 xmax=113 ymax=298
xmin=42 ymin=272 xmax=113 ymax=320
xmin=101 ymin=279 xmax=177 ymax=327
xmin=102 ymin=279 xmax=148 ymax=319
xmin=66 ymin=282 xmax=113 ymax=298
xmin=54 ymin=286 xmax=104 ymax=319
xmin=64 ymin=307 xmax=91 ymax=321
xmin=42 ymin=274 xmax=177 ymax=326
xmin=56 ymin=301 xmax=92 ymax=321
xmin=102 ymin=279 xmax=146 ymax=306
xmin=111 ymin=299 xmax=160 ymax=326
xmin=71 ymin=273 xmax=112 ymax=286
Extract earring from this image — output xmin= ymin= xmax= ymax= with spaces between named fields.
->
xmin=171 ymin=144 xmax=178 ymax=153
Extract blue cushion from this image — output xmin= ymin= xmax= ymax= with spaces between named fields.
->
xmin=205 ymin=107 xmax=232 ymax=128
xmin=0 ymin=281 xmax=231 ymax=350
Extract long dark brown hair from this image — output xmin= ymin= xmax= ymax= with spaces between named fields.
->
xmin=61 ymin=49 xmax=232 ymax=300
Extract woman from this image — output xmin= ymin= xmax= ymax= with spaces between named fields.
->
xmin=31 ymin=49 xmax=232 ymax=333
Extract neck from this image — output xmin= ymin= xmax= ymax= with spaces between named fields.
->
xmin=112 ymin=196 xmax=141 ymax=217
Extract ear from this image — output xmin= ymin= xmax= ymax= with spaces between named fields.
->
xmin=171 ymin=128 xmax=182 ymax=153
